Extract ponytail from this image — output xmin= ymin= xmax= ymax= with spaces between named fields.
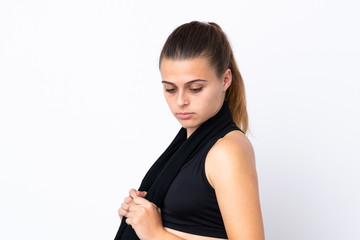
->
xmin=225 ymin=54 xmax=248 ymax=134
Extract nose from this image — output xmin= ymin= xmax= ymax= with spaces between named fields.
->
xmin=177 ymin=89 xmax=189 ymax=107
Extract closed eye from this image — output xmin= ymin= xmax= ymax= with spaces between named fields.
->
xmin=164 ymin=87 xmax=202 ymax=93
xmin=190 ymin=87 xmax=202 ymax=93
xmin=165 ymin=88 xmax=175 ymax=93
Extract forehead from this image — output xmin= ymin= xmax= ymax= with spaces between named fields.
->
xmin=160 ymin=57 xmax=218 ymax=84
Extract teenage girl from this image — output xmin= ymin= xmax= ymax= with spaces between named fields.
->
xmin=118 ymin=21 xmax=265 ymax=240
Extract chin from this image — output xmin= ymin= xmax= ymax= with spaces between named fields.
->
xmin=177 ymin=120 xmax=192 ymax=127
xmin=178 ymin=120 xmax=200 ymax=129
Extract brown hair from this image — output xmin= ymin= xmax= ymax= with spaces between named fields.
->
xmin=159 ymin=21 xmax=249 ymax=134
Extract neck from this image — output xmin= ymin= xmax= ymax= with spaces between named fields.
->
xmin=186 ymin=128 xmax=195 ymax=139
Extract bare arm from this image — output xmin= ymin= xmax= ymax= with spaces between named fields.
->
xmin=206 ymin=132 xmax=265 ymax=240
xmin=158 ymin=231 xmax=187 ymax=240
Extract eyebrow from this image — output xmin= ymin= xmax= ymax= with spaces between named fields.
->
xmin=161 ymin=79 xmax=208 ymax=86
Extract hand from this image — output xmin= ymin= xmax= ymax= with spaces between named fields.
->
xmin=125 ymin=190 xmax=166 ymax=240
xmin=118 ymin=188 xmax=147 ymax=219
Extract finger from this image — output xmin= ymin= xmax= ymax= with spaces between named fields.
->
xmin=118 ymin=208 xmax=128 ymax=218
xmin=132 ymin=195 xmax=150 ymax=205
xmin=129 ymin=188 xmax=137 ymax=198
xmin=121 ymin=202 xmax=129 ymax=211
xmin=124 ymin=196 xmax=133 ymax=204
xmin=132 ymin=197 xmax=157 ymax=210
xmin=129 ymin=189 xmax=138 ymax=199
xmin=136 ymin=191 xmax=147 ymax=197
xmin=125 ymin=210 xmax=136 ymax=219
xmin=128 ymin=203 xmax=140 ymax=212
xmin=125 ymin=217 xmax=132 ymax=226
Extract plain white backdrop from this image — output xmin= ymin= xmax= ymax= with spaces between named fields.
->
xmin=1 ymin=0 xmax=359 ymax=239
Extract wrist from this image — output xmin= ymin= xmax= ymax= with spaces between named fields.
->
xmin=155 ymin=227 xmax=168 ymax=240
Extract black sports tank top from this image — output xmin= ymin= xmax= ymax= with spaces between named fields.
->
xmin=161 ymin=124 xmax=244 ymax=239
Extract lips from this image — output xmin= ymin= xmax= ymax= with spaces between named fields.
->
xmin=176 ymin=112 xmax=194 ymax=119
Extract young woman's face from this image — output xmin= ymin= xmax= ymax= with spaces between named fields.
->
xmin=160 ymin=56 xmax=232 ymax=137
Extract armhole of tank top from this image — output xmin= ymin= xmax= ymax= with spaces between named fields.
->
xmin=201 ymin=138 xmax=218 ymax=192
xmin=201 ymin=128 xmax=244 ymax=192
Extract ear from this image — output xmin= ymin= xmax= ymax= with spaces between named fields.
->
xmin=222 ymin=69 xmax=232 ymax=91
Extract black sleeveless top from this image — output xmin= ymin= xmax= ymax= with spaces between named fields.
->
xmin=114 ymin=101 xmax=242 ymax=240
xmin=161 ymin=124 xmax=244 ymax=239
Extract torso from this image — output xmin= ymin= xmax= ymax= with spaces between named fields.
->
xmin=165 ymin=227 xmax=227 ymax=240
xmin=162 ymin=129 xmax=247 ymax=240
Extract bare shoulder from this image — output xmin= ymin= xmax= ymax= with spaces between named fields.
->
xmin=205 ymin=130 xmax=264 ymax=239
xmin=208 ymin=130 xmax=255 ymax=167
xmin=205 ymin=130 xmax=257 ymax=188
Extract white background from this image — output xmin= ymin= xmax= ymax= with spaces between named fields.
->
xmin=1 ymin=0 xmax=359 ymax=239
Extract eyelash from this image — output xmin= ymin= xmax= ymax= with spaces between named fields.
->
xmin=165 ymin=88 xmax=202 ymax=93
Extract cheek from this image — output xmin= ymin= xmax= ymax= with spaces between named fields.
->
xmin=197 ymin=88 xmax=223 ymax=115
xmin=201 ymin=87 xmax=222 ymax=103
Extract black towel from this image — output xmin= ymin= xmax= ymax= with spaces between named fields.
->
xmin=114 ymin=101 xmax=239 ymax=240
